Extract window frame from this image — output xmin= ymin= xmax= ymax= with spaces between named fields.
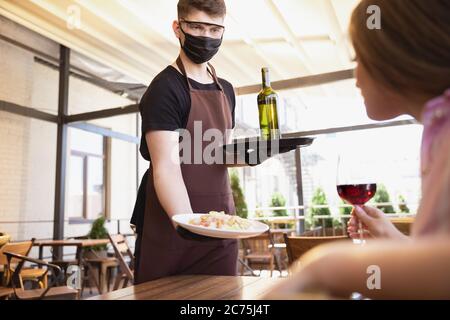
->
xmin=68 ymin=136 xmax=110 ymax=224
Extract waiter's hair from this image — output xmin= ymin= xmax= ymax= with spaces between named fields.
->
xmin=350 ymin=0 xmax=450 ymax=98
xmin=177 ymin=0 xmax=226 ymax=19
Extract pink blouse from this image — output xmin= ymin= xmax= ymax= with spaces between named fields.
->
xmin=412 ymin=89 xmax=450 ymax=237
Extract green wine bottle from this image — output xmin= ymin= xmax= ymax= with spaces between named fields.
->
xmin=257 ymin=67 xmax=280 ymax=140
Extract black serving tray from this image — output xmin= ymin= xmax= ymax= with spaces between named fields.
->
xmin=222 ymin=136 xmax=315 ymax=158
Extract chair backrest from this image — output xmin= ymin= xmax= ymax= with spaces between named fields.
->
xmin=284 ymin=234 xmax=349 ymax=266
xmin=390 ymin=217 xmax=414 ymax=236
xmin=0 ymin=240 xmax=34 ymax=265
xmin=110 ymin=234 xmax=130 ymax=254
xmin=241 ymin=231 xmax=275 ymax=255
xmin=3 ymin=252 xmax=75 ymax=300
xmin=301 ymin=227 xmax=347 ymax=237
xmin=108 ymin=234 xmax=134 ymax=280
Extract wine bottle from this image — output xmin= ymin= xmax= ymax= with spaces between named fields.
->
xmin=257 ymin=67 xmax=280 ymax=140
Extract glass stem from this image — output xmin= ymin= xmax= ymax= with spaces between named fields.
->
xmin=358 ymin=220 xmax=364 ymax=242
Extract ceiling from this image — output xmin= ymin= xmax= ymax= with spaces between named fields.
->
xmin=0 ymin=0 xmax=359 ymax=87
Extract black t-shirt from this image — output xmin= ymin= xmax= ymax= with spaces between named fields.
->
xmin=139 ymin=66 xmax=236 ymax=161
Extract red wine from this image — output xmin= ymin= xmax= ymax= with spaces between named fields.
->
xmin=337 ymin=184 xmax=377 ymax=205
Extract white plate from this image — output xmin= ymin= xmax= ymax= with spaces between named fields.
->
xmin=172 ymin=214 xmax=269 ymax=239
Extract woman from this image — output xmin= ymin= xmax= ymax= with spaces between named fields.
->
xmin=268 ymin=0 xmax=450 ymax=299
xmin=347 ymin=0 xmax=450 ymax=239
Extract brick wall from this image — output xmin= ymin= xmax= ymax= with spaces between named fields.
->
xmin=0 ymin=16 xmax=139 ymax=241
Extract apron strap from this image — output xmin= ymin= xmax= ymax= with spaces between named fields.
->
xmin=207 ymin=62 xmax=224 ymax=92
xmin=176 ymin=56 xmax=223 ymax=92
xmin=176 ymin=56 xmax=192 ymax=90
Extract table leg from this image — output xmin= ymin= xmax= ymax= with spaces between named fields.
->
xmin=100 ymin=264 xmax=108 ymax=294
xmin=274 ymin=250 xmax=283 ymax=273
xmin=238 ymin=257 xmax=256 ymax=276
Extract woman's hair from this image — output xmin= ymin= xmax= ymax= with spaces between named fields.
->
xmin=350 ymin=0 xmax=450 ymax=98
xmin=178 ymin=0 xmax=226 ymax=19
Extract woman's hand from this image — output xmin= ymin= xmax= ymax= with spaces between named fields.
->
xmin=347 ymin=206 xmax=408 ymax=240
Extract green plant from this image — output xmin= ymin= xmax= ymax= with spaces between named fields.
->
xmin=339 ymin=199 xmax=352 ymax=216
xmin=373 ymin=184 xmax=395 ymax=214
xmin=308 ymin=187 xmax=332 ymax=229
xmin=337 ymin=199 xmax=352 ymax=231
xmin=270 ymin=192 xmax=293 ymax=229
xmin=398 ymin=195 xmax=410 ymax=213
xmin=270 ymin=192 xmax=287 ymax=217
xmin=230 ymin=170 xmax=248 ymax=219
xmin=88 ymin=216 xmax=109 ymax=251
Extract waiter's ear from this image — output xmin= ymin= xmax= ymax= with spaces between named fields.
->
xmin=172 ymin=20 xmax=181 ymax=40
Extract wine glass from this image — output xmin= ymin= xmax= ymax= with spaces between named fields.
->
xmin=336 ymin=154 xmax=377 ymax=245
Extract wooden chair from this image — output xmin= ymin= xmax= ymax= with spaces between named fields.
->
xmin=0 ymin=239 xmax=48 ymax=289
xmin=301 ymin=227 xmax=347 ymax=237
xmin=0 ymin=286 xmax=13 ymax=300
xmin=390 ymin=217 xmax=414 ymax=236
xmin=4 ymin=252 xmax=78 ymax=300
xmin=83 ymin=250 xmax=118 ymax=294
xmin=108 ymin=234 xmax=134 ymax=290
xmin=284 ymin=232 xmax=350 ymax=267
xmin=240 ymin=231 xmax=277 ymax=277
xmin=69 ymin=236 xmax=117 ymax=295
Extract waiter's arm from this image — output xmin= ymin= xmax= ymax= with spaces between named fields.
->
xmin=146 ymin=130 xmax=193 ymax=228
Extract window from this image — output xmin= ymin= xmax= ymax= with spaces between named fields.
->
xmin=300 ymin=125 xmax=423 ymax=215
xmin=68 ymin=128 xmax=108 ymax=221
xmin=234 ymin=79 xmax=421 ymax=222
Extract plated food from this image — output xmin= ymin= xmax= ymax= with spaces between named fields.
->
xmin=172 ymin=211 xmax=269 ymax=239
xmin=188 ymin=211 xmax=252 ymax=231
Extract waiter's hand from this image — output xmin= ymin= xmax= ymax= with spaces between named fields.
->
xmin=176 ymin=226 xmax=218 ymax=242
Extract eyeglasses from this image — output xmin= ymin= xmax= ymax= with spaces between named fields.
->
xmin=179 ymin=19 xmax=225 ymax=38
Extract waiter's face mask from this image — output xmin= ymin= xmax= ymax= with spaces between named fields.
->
xmin=178 ymin=19 xmax=224 ymax=64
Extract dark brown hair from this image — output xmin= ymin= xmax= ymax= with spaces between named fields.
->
xmin=350 ymin=0 xmax=450 ymax=98
xmin=177 ymin=0 xmax=226 ymax=19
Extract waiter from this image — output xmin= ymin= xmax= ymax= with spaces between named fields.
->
xmin=131 ymin=0 xmax=245 ymax=283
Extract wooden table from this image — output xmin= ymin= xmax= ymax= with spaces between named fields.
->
xmin=34 ymin=239 xmax=111 ymax=260
xmin=33 ymin=239 xmax=112 ymax=294
xmin=0 ymin=287 xmax=14 ymax=299
xmin=90 ymin=275 xmax=282 ymax=300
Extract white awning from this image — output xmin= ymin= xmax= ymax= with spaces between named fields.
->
xmin=0 ymin=0 xmax=359 ymax=86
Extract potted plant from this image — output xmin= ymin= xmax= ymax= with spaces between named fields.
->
xmin=0 ymin=232 xmax=11 ymax=248
xmin=373 ymin=184 xmax=395 ymax=214
xmin=270 ymin=192 xmax=292 ymax=229
xmin=398 ymin=195 xmax=410 ymax=213
xmin=307 ymin=187 xmax=333 ymax=230
xmin=230 ymin=169 xmax=248 ymax=219
xmin=85 ymin=217 xmax=109 ymax=259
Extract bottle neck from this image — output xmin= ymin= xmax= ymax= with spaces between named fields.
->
xmin=262 ymin=69 xmax=271 ymax=89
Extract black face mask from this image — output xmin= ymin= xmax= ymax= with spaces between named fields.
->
xmin=179 ymin=26 xmax=223 ymax=64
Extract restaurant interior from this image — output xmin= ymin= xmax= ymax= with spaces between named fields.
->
xmin=1 ymin=0 xmax=448 ymax=302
